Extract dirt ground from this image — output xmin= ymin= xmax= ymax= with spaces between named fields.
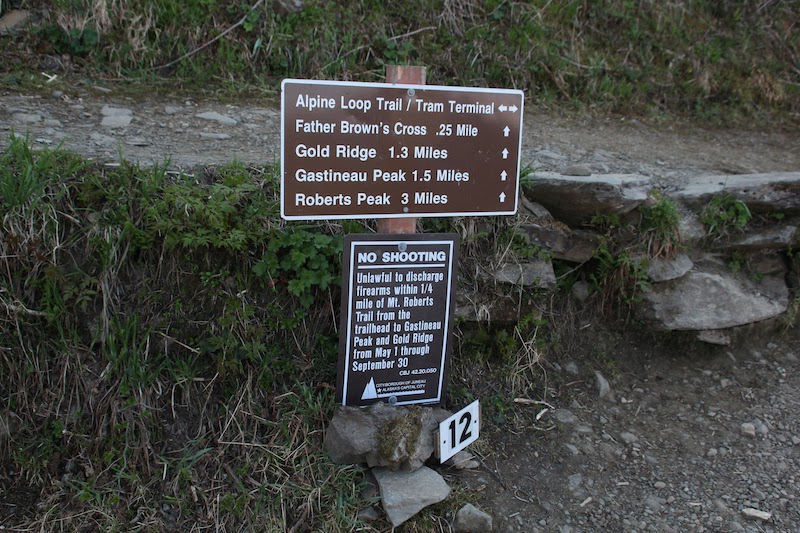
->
xmin=2 ymin=84 xmax=800 ymax=532
xmin=459 ymin=320 xmax=800 ymax=533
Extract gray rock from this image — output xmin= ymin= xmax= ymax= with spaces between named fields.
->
xmin=711 ymin=224 xmax=798 ymax=252
xmin=563 ymin=164 xmax=592 ymax=176
xmin=647 ymin=253 xmax=693 ymax=282
xmin=678 ymin=211 xmax=707 ymax=243
xmin=523 ymin=172 xmax=651 ymax=227
xmin=564 ymin=361 xmax=580 ymax=375
xmin=521 ymin=223 xmax=600 ymax=263
xmin=670 ymin=172 xmax=800 ymax=216
xmin=537 ymin=148 xmax=567 ymax=161
xmin=101 ymin=105 xmax=133 ymax=117
xmin=444 ymin=450 xmax=480 ymax=470
xmin=570 ymin=281 xmax=591 ymax=302
xmin=697 ymin=330 xmax=731 ymax=346
xmin=728 ymin=521 xmax=746 ymax=532
xmin=199 ymin=132 xmax=232 ymax=140
xmin=741 ymin=423 xmax=757 ymax=438
xmin=553 ymin=409 xmax=578 ymax=425
xmin=620 ymin=431 xmax=638 ymax=444
xmin=89 ymin=132 xmax=116 ymax=146
xmin=520 ymin=197 xmax=553 ymax=219
xmin=195 ymin=111 xmax=238 ymax=126
xmin=0 ymin=9 xmax=31 ymax=34
xmin=164 ymin=105 xmax=183 ymax=115
xmin=567 ymin=473 xmax=583 ymax=492
xmin=750 ymin=252 xmax=787 ymax=276
xmin=595 ymin=371 xmax=616 ymax=402
xmin=741 ymin=508 xmax=772 ymax=521
xmin=565 ymin=443 xmax=580 ymax=455
xmin=644 ymin=495 xmax=666 ymax=512
xmin=12 ymin=113 xmax=41 ymax=124
xmin=641 ymin=265 xmax=788 ymax=330
xmin=373 ymin=466 xmax=451 ymax=527
xmin=273 ymin=0 xmax=305 ymax=13
xmin=101 ymin=114 xmax=133 ymax=128
xmin=356 ymin=506 xmax=380 ymax=522
xmin=494 ymin=260 xmax=556 ymax=288
xmin=324 ymin=403 xmax=436 ymax=471
xmin=453 ymin=503 xmax=493 ymax=532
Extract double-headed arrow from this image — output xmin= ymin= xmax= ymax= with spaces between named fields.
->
xmin=498 ymin=104 xmax=519 ymax=113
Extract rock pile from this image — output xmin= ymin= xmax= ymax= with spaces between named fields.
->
xmin=324 ymin=402 xmax=491 ymax=528
xmin=476 ymin=171 xmax=800 ymax=342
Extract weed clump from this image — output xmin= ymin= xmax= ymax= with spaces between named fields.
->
xmin=701 ymin=193 xmax=752 ymax=240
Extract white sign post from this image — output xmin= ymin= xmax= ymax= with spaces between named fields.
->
xmin=437 ymin=400 xmax=480 ymax=463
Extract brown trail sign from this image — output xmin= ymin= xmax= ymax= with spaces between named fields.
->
xmin=281 ymin=79 xmax=524 ymax=220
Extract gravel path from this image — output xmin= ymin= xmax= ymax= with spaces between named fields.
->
xmin=2 ymin=87 xmax=799 ymax=189
xmin=468 ymin=331 xmax=800 ymax=533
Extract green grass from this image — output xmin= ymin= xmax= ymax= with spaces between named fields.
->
xmin=1 ymin=0 xmax=798 ymax=120
xmin=0 ymin=134 xmax=368 ymax=530
xmin=0 ymin=134 xmax=577 ymax=530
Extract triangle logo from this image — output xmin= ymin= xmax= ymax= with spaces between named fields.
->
xmin=361 ymin=377 xmax=378 ymax=400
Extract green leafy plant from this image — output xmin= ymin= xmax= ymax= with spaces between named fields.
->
xmin=700 ymin=193 xmax=752 ymax=239
xmin=253 ymin=227 xmax=341 ymax=307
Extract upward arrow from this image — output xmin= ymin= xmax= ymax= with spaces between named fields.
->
xmin=503 ymin=126 xmax=510 ymax=137
xmin=501 ymin=170 xmax=508 ymax=181
xmin=499 ymin=192 xmax=506 ymax=203
xmin=501 ymin=148 xmax=509 ymax=159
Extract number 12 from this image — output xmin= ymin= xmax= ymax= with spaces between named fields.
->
xmin=449 ymin=411 xmax=473 ymax=445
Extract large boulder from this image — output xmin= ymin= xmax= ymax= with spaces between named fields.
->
xmin=640 ymin=261 xmax=789 ymax=330
xmin=324 ymin=402 xmax=437 ymax=471
xmin=669 ymin=172 xmax=800 ymax=215
xmin=523 ymin=172 xmax=651 ymax=227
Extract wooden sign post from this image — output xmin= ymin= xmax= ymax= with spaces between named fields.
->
xmin=376 ymin=65 xmax=426 ymax=235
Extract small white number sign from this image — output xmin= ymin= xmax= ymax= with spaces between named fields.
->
xmin=438 ymin=400 xmax=480 ymax=463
